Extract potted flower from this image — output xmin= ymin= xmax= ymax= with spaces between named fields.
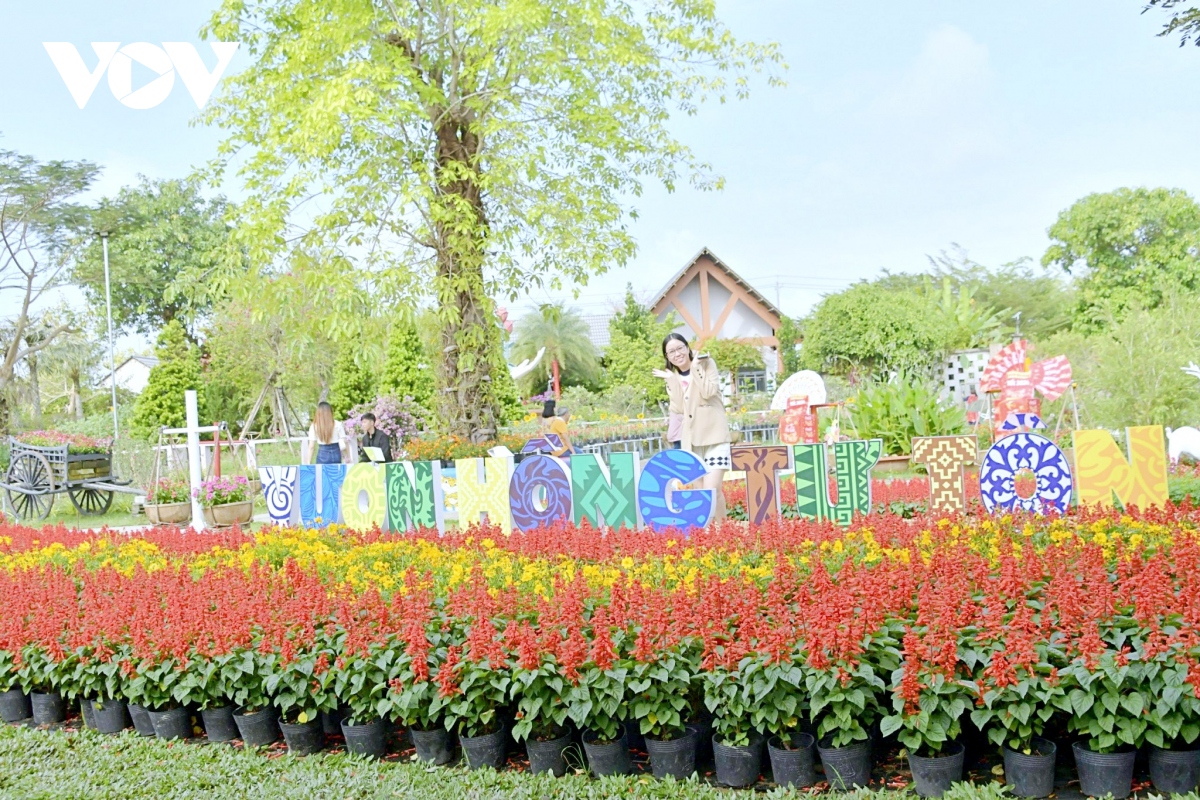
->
xmin=806 ymin=651 xmax=894 ymax=790
xmin=333 ymin=637 xmax=395 ymax=759
xmin=228 ymin=649 xmax=279 ymax=747
xmin=16 ymin=645 xmax=73 ymax=726
xmin=881 ymin=631 xmax=974 ymax=797
xmin=1059 ymin=649 xmax=1152 ymax=799
xmin=442 ymin=644 xmax=512 ymax=771
xmin=702 ymin=656 xmax=766 ymax=788
xmin=386 ymin=628 xmax=455 ymax=765
xmin=743 ymin=654 xmax=814 ymax=789
xmin=195 ymin=476 xmax=253 ymax=528
xmin=511 ymin=642 xmax=575 ymax=777
xmin=0 ymin=649 xmax=31 ymax=724
xmin=124 ymin=657 xmax=193 ymax=740
xmin=566 ymin=609 xmax=633 ymax=776
xmin=144 ymin=478 xmax=191 ymax=525
xmin=174 ymin=650 xmax=241 ymax=743
xmin=971 ymin=636 xmax=1067 ymax=798
xmin=263 ymin=644 xmax=337 ymax=755
xmin=1143 ymin=646 xmax=1200 ymax=794
xmin=627 ymin=648 xmax=700 ymax=780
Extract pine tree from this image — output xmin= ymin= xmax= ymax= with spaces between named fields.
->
xmin=131 ymin=320 xmax=207 ymax=440
xmin=328 ymin=346 xmax=374 ymax=418
xmin=380 ymin=319 xmax=435 ymax=414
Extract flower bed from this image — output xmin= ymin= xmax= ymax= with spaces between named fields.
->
xmin=2 ymin=506 xmax=1200 ymax=789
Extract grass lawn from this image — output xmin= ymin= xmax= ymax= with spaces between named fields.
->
xmin=0 ymin=723 xmax=1025 ymax=800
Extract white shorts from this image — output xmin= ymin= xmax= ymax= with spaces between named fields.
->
xmin=692 ymin=442 xmax=732 ymax=470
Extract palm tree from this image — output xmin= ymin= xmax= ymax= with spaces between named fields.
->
xmin=510 ymin=304 xmax=600 ymax=397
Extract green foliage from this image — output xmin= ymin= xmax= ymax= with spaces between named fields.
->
xmin=74 ymin=178 xmax=237 ymax=338
xmin=130 ymin=321 xmax=207 ymax=441
xmin=882 ymin=670 xmax=972 ymax=756
xmin=200 ymin=0 xmax=782 ymax=440
xmin=510 ymin=304 xmax=601 ymax=394
xmin=627 ymin=648 xmax=697 ymax=740
xmin=849 ymin=373 xmax=968 ymax=456
xmin=1043 ymin=293 xmax=1200 ymax=429
xmin=1059 ymin=653 xmax=1153 ymax=753
xmin=380 ymin=319 xmax=434 ymax=415
xmin=776 ymin=315 xmax=802 ymax=377
xmin=800 ymin=283 xmax=948 ymax=378
xmin=1042 ymin=187 xmax=1200 ymax=332
xmin=700 ymin=338 xmax=764 ymax=395
xmin=1146 ymin=0 xmax=1200 ymax=47
xmin=604 ymin=288 xmax=676 ymax=406
xmin=806 ymin=642 xmax=897 ymax=749
xmin=328 ymin=346 xmax=376 ymax=420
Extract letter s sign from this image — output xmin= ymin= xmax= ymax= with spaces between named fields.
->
xmin=43 ymin=42 xmax=240 ymax=109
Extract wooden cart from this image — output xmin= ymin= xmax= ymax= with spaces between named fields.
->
xmin=2 ymin=437 xmax=135 ymax=521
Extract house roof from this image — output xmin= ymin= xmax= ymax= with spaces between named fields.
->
xmin=649 ymin=247 xmax=785 ymax=320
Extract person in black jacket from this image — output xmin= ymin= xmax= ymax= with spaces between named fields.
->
xmin=357 ymin=412 xmax=393 ymax=462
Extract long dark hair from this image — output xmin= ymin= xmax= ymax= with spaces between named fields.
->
xmin=661 ymin=332 xmax=693 ymax=373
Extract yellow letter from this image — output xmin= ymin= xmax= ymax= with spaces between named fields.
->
xmin=1073 ymin=426 xmax=1168 ymax=510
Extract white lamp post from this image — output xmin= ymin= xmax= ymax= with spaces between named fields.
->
xmin=101 ymin=231 xmax=118 ymax=440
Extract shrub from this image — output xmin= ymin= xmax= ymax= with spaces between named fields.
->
xmin=850 ymin=373 xmax=968 ymax=455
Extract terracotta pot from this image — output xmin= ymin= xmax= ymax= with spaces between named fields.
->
xmin=145 ymin=502 xmax=191 ymax=525
xmin=203 ymin=500 xmax=254 ymax=528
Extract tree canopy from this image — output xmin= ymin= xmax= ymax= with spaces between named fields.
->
xmin=201 ymin=0 xmax=782 ymax=441
xmin=509 ymin=303 xmax=600 ymax=394
xmin=74 ymin=178 xmax=236 ymax=339
xmin=604 ymin=286 xmax=676 ymax=405
xmin=1042 ymin=187 xmax=1200 ymax=332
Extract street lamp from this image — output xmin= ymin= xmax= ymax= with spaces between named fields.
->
xmin=100 ymin=231 xmax=118 ymax=440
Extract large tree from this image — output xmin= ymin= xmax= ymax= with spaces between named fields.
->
xmin=1145 ymin=0 xmax=1200 ymax=47
xmin=74 ymin=177 xmax=236 ymax=339
xmin=1042 ymin=187 xmax=1200 ymax=332
xmin=0 ymin=147 xmax=97 ymax=433
xmin=201 ymin=0 xmax=782 ymax=442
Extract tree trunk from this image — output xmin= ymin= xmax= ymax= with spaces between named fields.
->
xmin=27 ymin=356 xmax=42 ymax=425
xmin=70 ymin=372 xmax=84 ymax=420
xmin=432 ymin=118 xmax=500 ymax=444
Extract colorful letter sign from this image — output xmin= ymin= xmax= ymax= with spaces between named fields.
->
xmin=571 ymin=452 xmax=638 ymax=530
xmin=792 ymin=440 xmax=882 ymax=525
xmin=455 ymin=457 xmax=513 ymax=534
xmin=509 ymin=455 xmax=572 ymax=532
xmin=386 ymin=461 xmax=442 ymax=533
xmin=637 ymin=449 xmax=713 ymax=533
xmin=911 ymin=436 xmax=977 ymax=514
xmin=1073 ymin=426 xmax=1169 ymax=510
xmin=730 ymin=445 xmax=791 ymax=525
xmin=260 ymin=466 xmax=297 ymax=524
xmin=979 ymin=433 xmax=1072 ymax=514
xmin=340 ymin=463 xmax=387 ymax=530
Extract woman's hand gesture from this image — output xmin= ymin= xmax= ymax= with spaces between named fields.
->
xmin=652 ymin=369 xmax=673 ymax=380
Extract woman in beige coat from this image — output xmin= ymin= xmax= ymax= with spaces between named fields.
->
xmin=653 ymin=333 xmax=731 ymax=521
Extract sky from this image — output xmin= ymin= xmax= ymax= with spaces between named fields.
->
xmin=3 ymin=0 xmax=1199 ymax=344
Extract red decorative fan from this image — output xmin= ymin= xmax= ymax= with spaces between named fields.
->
xmin=980 ymin=341 xmax=1026 ymax=393
xmin=980 ymin=340 xmax=1072 ymax=399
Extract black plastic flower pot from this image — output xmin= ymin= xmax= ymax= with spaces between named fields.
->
xmin=321 ymin=706 xmax=346 ymax=736
xmin=527 ymin=731 xmax=573 ymax=777
xmin=341 ymin=718 xmax=387 ymax=759
xmin=127 ymin=703 xmax=157 ymax=737
xmin=1004 ymin=738 xmax=1057 ymax=798
xmin=623 ymin=719 xmax=645 ymax=752
xmin=79 ymin=697 xmax=95 ymax=730
xmin=201 ymin=705 xmax=238 ymax=743
xmin=1072 ymin=742 xmax=1135 ymax=799
xmin=411 ymin=726 xmax=455 ymax=766
xmin=279 ymin=717 xmax=325 ymax=755
xmin=688 ymin=717 xmax=714 ymax=763
xmin=461 ymin=727 xmax=506 ymax=770
xmin=645 ymin=728 xmax=698 ymax=780
xmin=89 ymin=698 xmax=128 ymax=735
xmin=583 ymin=731 xmax=632 ymax=776
xmin=769 ymin=732 xmax=816 ymax=789
xmin=0 ymin=689 xmax=31 ymax=724
xmin=713 ymin=732 xmax=765 ymax=788
xmin=1148 ymin=743 xmax=1200 ymax=794
xmin=149 ymin=706 xmax=193 ymax=741
xmin=30 ymin=691 xmax=65 ymax=726
xmin=908 ymin=741 xmax=965 ymax=798
xmin=817 ymin=738 xmax=872 ymax=790
xmin=233 ymin=707 xmax=280 ymax=747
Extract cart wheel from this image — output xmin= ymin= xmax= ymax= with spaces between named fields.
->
xmin=5 ymin=452 xmax=55 ymax=521
xmin=68 ymin=486 xmax=114 ymax=516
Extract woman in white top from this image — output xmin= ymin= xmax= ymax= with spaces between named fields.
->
xmin=305 ymin=401 xmax=349 ymax=464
